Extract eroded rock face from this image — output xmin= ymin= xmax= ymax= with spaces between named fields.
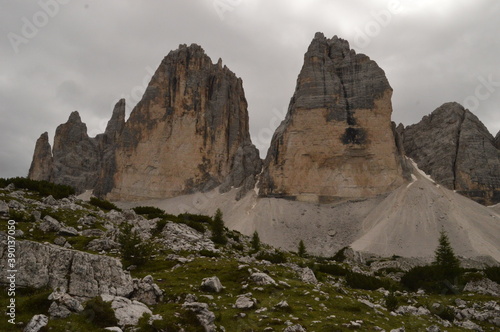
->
xmin=0 ymin=239 xmax=133 ymax=298
xmin=28 ymin=132 xmax=53 ymax=181
xmin=401 ymin=102 xmax=500 ymax=205
xmin=259 ymin=33 xmax=408 ymax=202
xmin=105 ymin=44 xmax=260 ymax=200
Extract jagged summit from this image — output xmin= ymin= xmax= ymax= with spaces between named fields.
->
xmin=400 ymin=102 xmax=500 ymax=205
xmin=258 ymin=32 xmax=408 ymax=202
xmin=29 ymin=43 xmax=261 ymax=200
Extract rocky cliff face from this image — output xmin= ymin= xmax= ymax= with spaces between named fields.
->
xmin=28 ymin=132 xmax=53 ymax=181
xmin=495 ymin=131 xmax=500 ymax=149
xmin=259 ymin=33 xmax=408 ymax=202
xmin=400 ymin=102 xmax=500 ymax=205
xmin=102 ymin=44 xmax=261 ymax=201
xmin=29 ymin=44 xmax=261 ymax=200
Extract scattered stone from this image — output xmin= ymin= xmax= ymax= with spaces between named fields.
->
xmin=86 ymin=238 xmax=120 ymax=252
xmin=101 ymin=295 xmax=152 ymax=327
xmin=455 ymin=319 xmax=483 ymax=331
xmin=58 ymin=226 xmax=79 ymax=236
xmin=48 ymin=302 xmax=72 ymax=318
xmin=48 ymin=288 xmax=84 ymax=313
xmin=39 ymin=215 xmax=61 ymax=232
xmin=234 ymin=293 xmax=257 ymax=309
xmin=426 ymin=325 xmax=440 ymax=332
xmin=250 ymin=272 xmax=277 ymax=286
xmin=131 ymin=275 xmax=163 ymax=306
xmin=42 ymin=195 xmax=57 ymax=206
xmin=299 ymin=267 xmax=318 ymax=284
xmin=283 ymin=324 xmax=306 ymax=332
xmin=463 ymin=278 xmax=500 ymax=296
xmin=53 ymin=236 xmax=67 ymax=246
xmin=23 ymin=314 xmax=48 ymax=332
xmin=0 ymin=200 xmax=9 ymax=214
xmin=275 ymin=300 xmax=290 ymax=309
xmin=104 ymin=328 xmax=123 ymax=332
xmin=395 ymin=305 xmax=430 ymax=316
xmin=182 ymin=302 xmax=216 ymax=332
xmin=201 ymin=276 xmax=224 ymax=293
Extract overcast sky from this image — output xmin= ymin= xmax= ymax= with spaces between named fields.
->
xmin=1 ymin=0 xmax=499 ymax=178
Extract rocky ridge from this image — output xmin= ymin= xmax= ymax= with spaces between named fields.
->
xmin=399 ymin=102 xmax=500 ymax=205
xmin=259 ymin=32 xmax=409 ymax=202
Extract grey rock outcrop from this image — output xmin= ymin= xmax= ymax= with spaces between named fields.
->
xmin=495 ymin=131 xmax=500 ymax=149
xmin=401 ymin=102 xmax=500 ymax=205
xmin=259 ymin=32 xmax=408 ymax=202
xmin=0 ymin=240 xmax=133 ymax=298
xmin=28 ymin=132 xmax=53 ymax=181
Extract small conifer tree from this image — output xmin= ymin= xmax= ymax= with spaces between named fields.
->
xmin=251 ymin=231 xmax=260 ymax=252
xmin=433 ymin=230 xmax=461 ymax=280
xmin=298 ymin=239 xmax=307 ymax=257
xmin=211 ymin=208 xmax=227 ymax=245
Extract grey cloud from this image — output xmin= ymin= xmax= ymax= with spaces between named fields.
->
xmin=1 ymin=0 xmax=499 ymax=178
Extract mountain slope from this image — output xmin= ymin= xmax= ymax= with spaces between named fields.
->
xmin=351 ymin=161 xmax=500 ymax=260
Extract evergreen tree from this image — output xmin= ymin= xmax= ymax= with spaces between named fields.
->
xmin=433 ymin=230 xmax=461 ymax=280
xmin=118 ymin=223 xmax=153 ymax=266
xmin=211 ymin=208 xmax=227 ymax=245
xmin=251 ymin=231 xmax=260 ymax=252
xmin=298 ymin=239 xmax=307 ymax=257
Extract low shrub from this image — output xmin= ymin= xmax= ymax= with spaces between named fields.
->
xmin=199 ymin=249 xmax=220 ymax=258
xmin=89 ymin=197 xmax=120 ymax=211
xmin=0 ymin=177 xmax=75 ymax=198
xmin=332 ymin=247 xmax=348 ymax=262
xmin=484 ymin=266 xmax=500 ymax=284
xmin=345 ymin=272 xmax=386 ymax=290
xmin=317 ymin=263 xmax=348 ymax=276
xmin=84 ymin=297 xmax=118 ymax=328
xmin=133 ymin=206 xmax=166 ymax=219
xmin=256 ymin=250 xmax=287 ymax=264
xmin=385 ymin=292 xmax=398 ymax=312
